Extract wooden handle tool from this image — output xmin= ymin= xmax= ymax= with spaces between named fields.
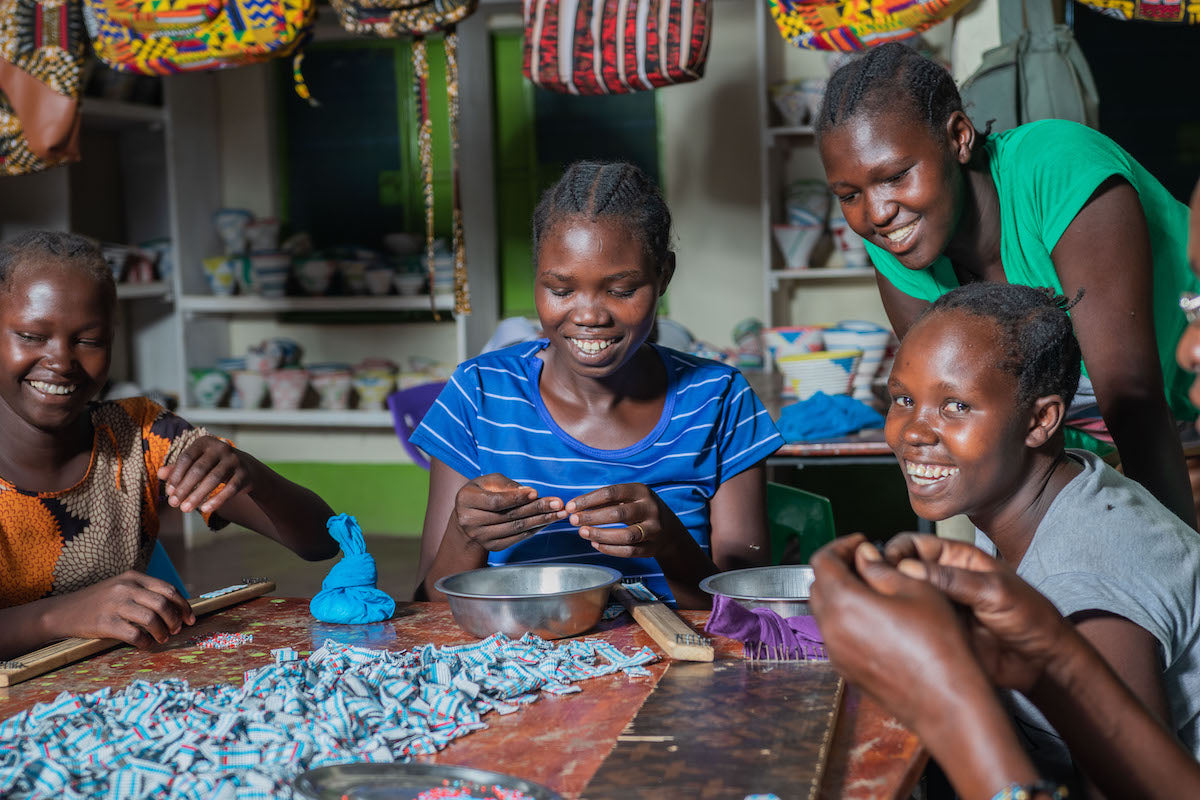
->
xmin=0 ymin=578 xmax=275 ymax=687
xmin=613 ymin=580 xmax=714 ymax=662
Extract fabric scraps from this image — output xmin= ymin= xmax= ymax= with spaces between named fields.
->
xmin=0 ymin=634 xmax=657 ymax=800
xmin=776 ymin=391 xmax=884 ymax=443
xmin=310 ymin=514 xmax=397 ymax=625
xmin=705 ymin=594 xmax=827 ymax=661
xmin=417 ymin=782 xmax=533 ymax=799
xmin=193 ymin=633 xmax=254 ymax=650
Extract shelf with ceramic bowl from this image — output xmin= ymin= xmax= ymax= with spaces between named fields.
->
xmin=116 ymin=281 xmax=172 ymax=301
xmin=177 ymin=294 xmax=456 ymax=315
xmin=179 ymin=407 xmax=394 ymax=428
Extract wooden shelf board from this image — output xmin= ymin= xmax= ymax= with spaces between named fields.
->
xmin=770 ymin=268 xmax=876 ymax=284
xmin=179 ymin=408 xmax=394 ymax=428
xmin=765 ymin=125 xmax=816 ymax=138
xmin=116 ymin=281 xmax=172 ymax=301
xmin=81 ymin=99 xmax=167 ymax=127
xmin=178 ymin=294 xmax=454 ymax=314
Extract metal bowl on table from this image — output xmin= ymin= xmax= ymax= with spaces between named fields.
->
xmin=435 ymin=563 xmax=622 ymax=639
xmin=699 ymin=565 xmax=816 ymax=617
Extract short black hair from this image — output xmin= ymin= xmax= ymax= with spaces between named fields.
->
xmin=532 ymin=160 xmax=672 ymax=270
xmin=924 ymin=282 xmax=1082 ymax=409
xmin=0 ymin=230 xmax=115 ymax=307
xmin=816 ymin=42 xmax=965 ymax=143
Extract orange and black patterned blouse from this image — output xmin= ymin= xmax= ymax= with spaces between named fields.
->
xmin=0 ymin=397 xmax=227 ymax=609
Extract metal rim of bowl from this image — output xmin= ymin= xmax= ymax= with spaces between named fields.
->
xmin=698 ymin=565 xmax=815 ymax=603
xmin=433 ymin=563 xmax=623 ymax=600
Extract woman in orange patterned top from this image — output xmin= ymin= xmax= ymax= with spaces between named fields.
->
xmin=0 ymin=231 xmax=338 ymax=660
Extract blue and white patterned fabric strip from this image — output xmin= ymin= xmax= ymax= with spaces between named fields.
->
xmin=0 ymin=635 xmax=657 ymax=800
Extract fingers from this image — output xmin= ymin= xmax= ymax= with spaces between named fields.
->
xmin=578 ymin=522 xmax=657 ymax=558
xmin=134 ymin=572 xmax=195 ymax=626
xmin=566 ymin=484 xmax=637 ymax=514
xmin=165 ymin=438 xmax=246 ymax=513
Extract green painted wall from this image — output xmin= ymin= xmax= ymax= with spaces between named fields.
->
xmin=266 ymin=462 xmax=430 ymax=536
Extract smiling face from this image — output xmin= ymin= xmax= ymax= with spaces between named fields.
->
xmin=820 ymin=108 xmax=973 ymax=271
xmin=0 ymin=258 xmax=114 ymax=432
xmin=534 ymin=215 xmax=672 ymax=380
xmin=884 ymin=310 xmax=1039 ymax=522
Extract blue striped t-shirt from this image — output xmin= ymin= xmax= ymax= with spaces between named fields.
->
xmin=410 ymin=340 xmax=784 ymax=600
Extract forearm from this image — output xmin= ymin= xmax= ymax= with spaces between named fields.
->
xmin=1029 ymin=629 xmax=1200 ymax=799
xmin=912 ymin=678 xmax=1042 ymax=800
xmin=1104 ymin=395 xmax=1195 ymax=528
xmin=0 ymin=600 xmax=65 ymax=660
xmin=421 ymin=520 xmax=490 ymax=601
xmin=238 ymin=455 xmax=338 ymax=560
xmin=656 ymin=523 xmax=720 ymax=609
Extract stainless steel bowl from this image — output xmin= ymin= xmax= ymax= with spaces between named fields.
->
xmin=699 ymin=565 xmax=815 ymax=617
xmin=434 ymin=563 xmax=622 ymax=639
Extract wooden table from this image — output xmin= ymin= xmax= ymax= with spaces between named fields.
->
xmin=0 ymin=598 xmax=925 ymax=799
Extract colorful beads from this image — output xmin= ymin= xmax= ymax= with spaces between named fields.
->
xmin=192 ymin=632 xmax=254 ymax=649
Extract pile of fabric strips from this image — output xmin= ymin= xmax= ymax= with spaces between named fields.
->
xmin=0 ymin=635 xmax=657 ymax=800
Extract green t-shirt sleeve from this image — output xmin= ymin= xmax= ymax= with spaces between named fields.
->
xmin=996 ymin=119 xmax=1139 ymax=257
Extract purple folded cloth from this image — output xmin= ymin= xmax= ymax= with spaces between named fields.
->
xmin=705 ymin=593 xmax=827 ymax=661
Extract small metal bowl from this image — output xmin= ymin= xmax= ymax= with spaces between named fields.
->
xmin=699 ymin=565 xmax=816 ymax=617
xmin=435 ymin=563 xmax=622 ymax=639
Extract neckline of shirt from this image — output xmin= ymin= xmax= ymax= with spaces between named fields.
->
xmin=521 ymin=339 xmax=678 ymax=460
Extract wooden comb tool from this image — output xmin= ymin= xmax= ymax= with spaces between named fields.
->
xmin=0 ymin=578 xmax=275 ymax=687
xmin=613 ymin=579 xmax=714 ymax=662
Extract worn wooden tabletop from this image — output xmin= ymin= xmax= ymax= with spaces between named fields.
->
xmin=0 ymin=598 xmax=925 ymax=799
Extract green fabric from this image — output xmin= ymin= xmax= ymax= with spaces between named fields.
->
xmin=866 ymin=119 xmax=1199 ymax=421
xmin=1063 ymin=427 xmax=1116 ymax=459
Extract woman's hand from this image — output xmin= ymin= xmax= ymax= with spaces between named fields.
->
xmin=157 ymin=435 xmax=256 ymax=514
xmin=883 ymin=534 xmax=1074 ymax=693
xmin=566 ymin=483 xmax=684 ymax=558
xmin=453 ymin=474 xmax=566 ymax=552
xmin=44 ymin=571 xmax=195 ymax=648
xmin=809 ymin=535 xmax=983 ymax=734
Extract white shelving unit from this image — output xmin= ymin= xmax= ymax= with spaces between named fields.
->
xmin=182 ymin=408 xmax=393 ymax=428
xmin=754 ymin=7 xmax=880 ymax=329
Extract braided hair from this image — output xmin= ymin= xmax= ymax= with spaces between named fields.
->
xmin=926 ymin=282 xmax=1083 ymax=409
xmin=816 ymin=43 xmax=966 ymax=144
xmin=0 ymin=231 xmax=115 ymax=308
xmin=532 ymin=161 xmax=672 ymax=271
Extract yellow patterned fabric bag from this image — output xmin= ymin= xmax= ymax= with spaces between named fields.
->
xmin=1076 ymin=0 xmax=1200 ymax=22
xmin=768 ymin=0 xmax=970 ymax=51
xmin=0 ymin=0 xmax=86 ymax=175
xmin=83 ymin=0 xmax=314 ymax=75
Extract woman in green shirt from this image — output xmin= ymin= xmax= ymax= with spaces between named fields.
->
xmin=816 ymin=42 xmax=1199 ymax=528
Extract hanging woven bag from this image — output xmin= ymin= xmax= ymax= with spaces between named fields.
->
xmin=327 ymin=0 xmax=477 ymax=317
xmin=0 ymin=0 xmax=86 ymax=175
xmin=768 ymin=0 xmax=970 ymax=52
xmin=522 ymin=0 xmax=713 ymax=95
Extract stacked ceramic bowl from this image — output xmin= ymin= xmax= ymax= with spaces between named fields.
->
xmin=776 ymin=350 xmax=861 ymax=400
xmin=762 ymin=325 xmax=824 ymax=371
xmin=822 ymin=321 xmax=891 ymax=403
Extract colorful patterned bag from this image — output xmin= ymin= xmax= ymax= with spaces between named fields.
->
xmin=522 ymin=0 xmax=713 ymax=95
xmin=768 ymin=0 xmax=970 ymax=51
xmin=327 ymin=0 xmax=475 ymax=316
xmin=1076 ymin=0 xmax=1200 ymax=22
xmin=0 ymin=0 xmax=86 ymax=175
xmin=83 ymin=0 xmax=315 ymax=76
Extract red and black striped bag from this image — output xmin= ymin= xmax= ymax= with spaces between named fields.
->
xmin=523 ymin=0 xmax=712 ymax=95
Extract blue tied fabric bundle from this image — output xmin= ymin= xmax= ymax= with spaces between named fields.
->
xmin=776 ymin=390 xmax=885 ymax=443
xmin=309 ymin=514 xmax=396 ymax=624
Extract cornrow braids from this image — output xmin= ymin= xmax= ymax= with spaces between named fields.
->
xmin=926 ymin=282 xmax=1083 ymax=409
xmin=0 ymin=231 xmax=116 ymax=308
xmin=816 ymin=42 xmax=966 ymax=145
xmin=532 ymin=160 xmax=672 ymax=271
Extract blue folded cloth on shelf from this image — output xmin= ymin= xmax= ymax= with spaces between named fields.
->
xmin=776 ymin=391 xmax=885 ymax=443
xmin=310 ymin=514 xmax=397 ymax=624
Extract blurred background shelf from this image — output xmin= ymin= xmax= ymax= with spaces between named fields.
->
xmin=180 ymin=407 xmax=394 ymax=428
xmin=768 ymin=268 xmax=878 ymax=289
xmin=116 ymin=281 xmax=172 ymax=301
xmin=178 ymin=294 xmax=455 ymax=314
xmin=81 ymin=98 xmax=166 ymax=129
